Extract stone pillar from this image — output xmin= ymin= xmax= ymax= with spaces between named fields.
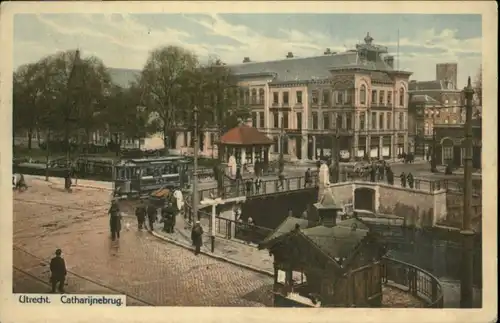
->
xmin=203 ymin=131 xmax=210 ymax=156
xmin=353 ymin=134 xmax=359 ymax=161
xmin=390 ymin=135 xmax=395 ymax=160
xmin=312 ymin=136 xmax=317 ymax=160
xmin=241 ymin=148 xmax=246 ymax=166
xmin=404 ymin=133 xmax=409 ymax=154
xmin=379 ymin=136 xmax=384 ymax=160
xmin=187 ymin=132 xmax=192 ymax=148
xmin=301 ymin=135 xmax=308 ymax=161
xmin=366 ymin=135 xmax=371 ymax=158
xmin=251 ymin=146 xmax=255 ymax=165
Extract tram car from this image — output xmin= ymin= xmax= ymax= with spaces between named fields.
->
xmin=112 ymin=156 xmax=190 ymax=199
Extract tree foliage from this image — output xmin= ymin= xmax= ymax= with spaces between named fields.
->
xmin=13 ymin=50 xmax=113 ymax=150
xmin=138 ymin=45 xmax=198 ymax=154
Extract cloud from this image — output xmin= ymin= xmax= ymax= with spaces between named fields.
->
xmin=14 ymin=13 xmax=481 ymax=86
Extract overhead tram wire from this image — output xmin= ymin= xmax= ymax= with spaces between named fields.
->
xmin=12 ymin=245 xmax=155 ymax=306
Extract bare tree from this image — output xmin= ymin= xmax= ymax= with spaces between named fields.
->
xmin=139 ymin=45 xmax=198 ymax=155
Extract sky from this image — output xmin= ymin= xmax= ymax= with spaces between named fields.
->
xmin=13 ymin=13 xmax=482 ymax=86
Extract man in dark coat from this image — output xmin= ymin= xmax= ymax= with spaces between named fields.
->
xmin=64 ymin=170 xmax=72 ymax=192
xmin=245 ymin=178 xmax=253 ymax=195
xmin=386 ymin=167 xmax=394 ymax=185
xmin=369 ymin=165 xmax=376 ymax=182
xmin=400 ymin=172 xmax=407 ymax=188
xmin=135 ymin=200 xmax=147 ymax=230
xmin=254 ymin=177 xmax=262 ymax=193
xmin=161 ymin=202 xmax=175 ymax=233
xmin=304 ymin=168 xmax=312 ymax=187
xmin=108 ymin=200 xmax=121 ymax=241
xmin=191 ymin=220 xmax=204 ymax=255
xmin=50 ymin=249 xmax=67 ymax=293
xmin=407 ymin=172 xmax=415 ymax=189
xmin=147 ymin=203 xmax=157 ymax=231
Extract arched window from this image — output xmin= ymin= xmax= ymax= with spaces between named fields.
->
xmin=360 ymin=85 xmax=367 ymax=104
xmin=259 ymin=88 xmax=265 ymax=104
xmin=399 ymin=88 xmax=405 ymax=107
xmin=251 ymin=89 xmax=257 ymax=104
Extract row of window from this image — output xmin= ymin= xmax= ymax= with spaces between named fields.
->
xmin=266 ymin=85 xmax=405 ymax=106
xmin=359 ymin=86 xmax=405 ymax=107
xmin=253 ymin=111 xmax=407 ymax=131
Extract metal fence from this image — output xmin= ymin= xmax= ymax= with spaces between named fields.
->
xmin=197 ymin=174 xmax=319 ymax=205
xmin=381 ymin=257 xmax=444 ymax=308
xmin=215 ymin=216 xmax=273 ymax=244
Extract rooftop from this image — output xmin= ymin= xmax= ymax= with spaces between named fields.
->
xmin=219 ymin=124 xmax=274 ymax=146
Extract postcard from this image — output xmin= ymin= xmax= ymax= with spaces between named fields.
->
xmin=0 ymin=1 xmax=497 ymax=323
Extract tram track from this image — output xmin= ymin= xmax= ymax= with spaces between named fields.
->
xmin=12 ymin=246 xmax=155 ymax=306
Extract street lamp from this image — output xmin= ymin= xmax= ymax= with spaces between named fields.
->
xmin=192 ymin=106 xmax=199 ymax=223
xmin=430 ymin=109 xmax=438 ymax=172
xmin=460 ymin=77 xmax=475 ymax=308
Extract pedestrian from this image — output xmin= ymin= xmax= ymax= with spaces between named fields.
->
xmin=400 ymin=172 xmax=406 ymax=188
xmin=369 ymin=165 xmax=376 ymax=182
xmin=386 ymin=167 xmax=394 ymax=185
xmin=245 ymin=178 xmax=253 ymax=195
xmin=407 ymin=172 xmax=414 ymax=189
xmin=254 ymin=177 xmax=262 ymax=193
xmin=15 ymin=173 xmax=28 ymax=191
xmin=191 ymin=220 xmax=204 ymax=255
xmin=64 ymin=170 xmax=72 ymax=192
xmin=161 ymin=203 xmax=172 ymax=233
xmin=378 ymin=163 xmax=385 ymax=181
xmin=108 ymin=200 xmax=121 ymax=241
xmin=304 ymin=168 xmax=312 ymax=187
xmin=236 ymin=166 xmax=242 ymax=182
xmin=50 ymin=249 xmax=67 ymax=293
xmin=277 ymin=172 xmax=285 ymax=190
xmin=135 ymin=200 xmax=147 ymax=230
xmin=147 ymin=203 xmax=157 ymax=231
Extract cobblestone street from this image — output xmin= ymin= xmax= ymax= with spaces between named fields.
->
xmin=13 ymin=180 xmax=273 ymax=307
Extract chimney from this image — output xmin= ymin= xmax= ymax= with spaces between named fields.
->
xmin=313 ymin=191 xmax=342 ymax=228
xmin=286 ymin=52 xmax=294 ymax=58
xmin=243 ymin=57 xmax=251 ymax=63
xmin=384 ymin=55 xmax=394 ymax=69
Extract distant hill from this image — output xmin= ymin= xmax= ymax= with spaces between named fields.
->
xmin=108 ymin=67 xmax=141 ymax=88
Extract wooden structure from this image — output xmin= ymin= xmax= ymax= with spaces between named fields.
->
xmin=259 ymin=190 xmax=386 ymax=307
xmin=218 ymin=125 xmax=273 ymax=168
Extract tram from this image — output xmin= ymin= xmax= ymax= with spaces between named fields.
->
xmin=112 ymin=156 xmax=190 ymax=198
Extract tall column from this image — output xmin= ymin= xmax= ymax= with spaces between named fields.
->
xmin=312 ymin=136 xmax=317 ymax=160
xmin=352 ymin=134 xmax=358 ymax=161
xmin=301 ymin=135 xmax=308 ymax=161
xmin=460 ymin=77 xmax=475 ymax=308
xmin=379 ymin=136 xmax=384 ymax=159
xmin=241 ymin=148 xmax=246 ymax=166
xmin=251 ymin=146 xmax=255 ymax=165
xmin=404 ymin=133 xmax=409 ymax=154
xmin=390 ymin=135 xmax=395 ymax=159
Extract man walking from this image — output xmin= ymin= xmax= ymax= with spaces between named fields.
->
xmin=108 ymin=200 xmax=121 ymax=241
xmin=135 ymin=200 xmax=147 ymax=230
xmin=50 ymin=249 xmax=67 ymax=293
xmin=400 ymin=172 xmax=407 ymax=188
xmin=147 ymin=203 xmax=157 ymax=232
xmin=191 ymin=220 xmax=204 ymax=255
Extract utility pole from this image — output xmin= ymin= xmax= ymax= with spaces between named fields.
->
xmin=279 ymin=114 xmax=285 ymax=174
xmin=64 ymin=49 xmax=80 ymax=169
xmin=460 ymin=76 xmax=475 ymax=308
xmin=192 ymin=106 xmax=199 ymax=222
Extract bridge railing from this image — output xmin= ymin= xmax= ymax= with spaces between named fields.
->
xmin=381 ymin=257 xmax=444 ymax=308
xmin=215 ymin=217 xmax=273 ymax=244
xmin=197 ymin=174 xmax=319 ymax=205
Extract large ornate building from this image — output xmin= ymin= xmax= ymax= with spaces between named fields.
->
xmin=187 ymin=33 xmax=412 ymax=163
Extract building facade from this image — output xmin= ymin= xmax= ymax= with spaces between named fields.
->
xmin=184 ymin=33 xmax=412 ymax=163
xmin=408 ymin=65 xmax=466 ymax=158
